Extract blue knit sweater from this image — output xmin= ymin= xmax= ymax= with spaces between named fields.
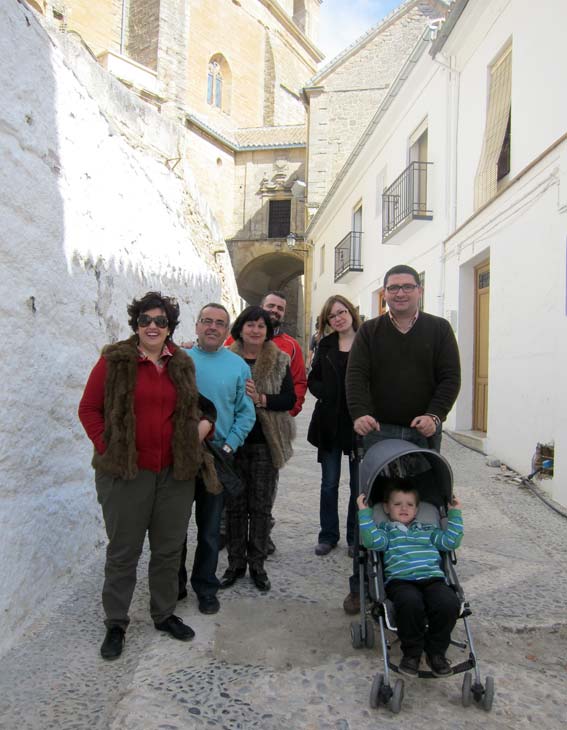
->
xmin=358 ymin=507 xmax=463 ymax=583
xmin=185 ymin=346 xmax=256 ymax=451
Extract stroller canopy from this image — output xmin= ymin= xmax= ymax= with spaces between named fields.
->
xmin=360 ymin=439 xmax=453 ymax=507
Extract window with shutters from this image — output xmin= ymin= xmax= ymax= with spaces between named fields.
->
xmin=474 ymin=45 xmax=512 ymax=208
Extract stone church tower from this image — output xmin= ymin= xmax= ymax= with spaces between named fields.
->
xmin=34 ymin=0 xmax=324 ymax=341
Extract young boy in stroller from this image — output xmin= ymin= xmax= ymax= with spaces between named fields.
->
xmin=351 ymin=439 xmax=494 ymax=713
xmin=356 ymin=478 xmax=463 ymax=677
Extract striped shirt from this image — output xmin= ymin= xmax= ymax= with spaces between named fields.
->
xmin=358 ymin=508 xmax=463 ymax=583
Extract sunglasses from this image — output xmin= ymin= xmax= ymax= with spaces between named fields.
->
xmin=138 ymin=314 xmax=169 ymax=329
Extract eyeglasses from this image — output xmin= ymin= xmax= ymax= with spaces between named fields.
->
xmin=385 ymin=284 xmax=419 ymax=293
xmin=328 ymin=308 xmax=349 ymax=321
xmin=199 ymin=317 xmax=228 ymax=328
xmin=138 ymin=314 xmax=169 ymax=328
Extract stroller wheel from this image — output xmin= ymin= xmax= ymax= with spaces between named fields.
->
xmin=350 ymin=621 xmax=363 ymax=649
xmin=482 ymin=675 xmax=495 ymax=711
xmin=388 ymin=678 xmax=404 ymax=714
xmin=364 ymin=618 xmax=375 ymax=649
xmin=369 ymin=673 xmax=384 ymax=708
xmin=461 ymin=672 xmax=473 ymax=707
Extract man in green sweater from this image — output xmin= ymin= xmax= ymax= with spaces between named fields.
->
xmin=343 ymin=264 xmax=461 ymax=614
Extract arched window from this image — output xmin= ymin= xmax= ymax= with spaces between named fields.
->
xmin=207 ymin=55 xmax=231 ymax=112
xmin=207 ymin=61 xmax=222 ymax=108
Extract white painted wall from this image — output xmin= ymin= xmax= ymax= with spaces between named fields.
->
xmin=307 ymin=0 xmax=567 ymax=505
xmin=0 ymin=2 xmax=239 ymax=656
xmin=442 ymin=0 xmax=567 ymax=503
xmin=309 ymin=45 xmax=450 ymax=324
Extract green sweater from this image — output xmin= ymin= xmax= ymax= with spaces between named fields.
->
xmin=346 ymin=312 xmax=460 ymax=425
xmin=358 ymin=507 xmax=464 ymax=583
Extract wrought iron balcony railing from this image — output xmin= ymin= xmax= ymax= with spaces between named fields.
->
xmin=334 ymin=231 xmax=363 ymax=282
xmin=382 ymin=161 xmax=433 ymax=241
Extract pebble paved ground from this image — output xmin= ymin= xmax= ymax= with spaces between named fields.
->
xmin=1 ymin=396 xmax=566 ymax=729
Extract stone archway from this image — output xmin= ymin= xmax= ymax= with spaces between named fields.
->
xmin=230 ymin=242 xmax=307 ymax=342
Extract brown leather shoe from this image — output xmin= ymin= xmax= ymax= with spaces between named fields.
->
xmin=343 ymin=592 xmax=360 ymax=615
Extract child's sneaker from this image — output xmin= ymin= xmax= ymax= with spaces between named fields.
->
xmin=399 ymin=655 xmax=420 ymax=676
xmin=426 ymin=654 xmax=452 ymax=677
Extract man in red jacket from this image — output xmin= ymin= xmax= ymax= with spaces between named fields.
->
xmin=260 ymin=291 xmax=307 ymax=417
xmin=260 ymin=291 xmax=307 ymax=552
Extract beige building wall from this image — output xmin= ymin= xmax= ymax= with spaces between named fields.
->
xmin=232 ymin=147 xmax=305 ymax=240
xmin=186 ymin=0 xmax=320 ymax=133
xmin=305 ymin=0 xmax=448 ymax=212
xmin=44 ymin=0 xmax=123 ymax=56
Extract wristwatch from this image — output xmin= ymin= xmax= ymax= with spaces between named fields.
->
xmin=222 ymin=444 xmax=233 ymax=455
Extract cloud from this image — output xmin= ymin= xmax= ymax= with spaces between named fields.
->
xmin=318 ymin=0 xmax=402 ymax=60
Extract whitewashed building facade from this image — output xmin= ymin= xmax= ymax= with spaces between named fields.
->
xmin=306 ymin=0 xmax=567 ymax=506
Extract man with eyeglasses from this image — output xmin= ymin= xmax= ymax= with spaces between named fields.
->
xmin=343 ymin=264 xmax=461 ymax=615
xmin=178 ymin=303 xmax=255 ymax=615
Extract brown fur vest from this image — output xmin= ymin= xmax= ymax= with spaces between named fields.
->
xmin=230 ymin=340 xmax=296 ymax=468
xmin=92 ymin=336 xmax=217 ymax=488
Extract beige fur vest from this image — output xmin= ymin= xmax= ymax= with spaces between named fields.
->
xmin=92 ymin=336 xmax=218 ymax=489
xmin=230 ymin=340 xmax=296 ymax=468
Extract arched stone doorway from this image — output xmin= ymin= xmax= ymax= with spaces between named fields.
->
xmin=232 ymin=246 xmax=307 ymax=343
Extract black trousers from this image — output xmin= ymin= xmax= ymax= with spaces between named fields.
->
xmin=226 ymin=442 xmax=277 ymax=573
xmin=386 ymin=578 xmax=460 ymax=658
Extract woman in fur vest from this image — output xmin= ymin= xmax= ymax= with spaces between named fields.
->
xmin=220 ymin=306 xmax=296 ymax=592
xmin=78 ymin=292 xmax=217 ymax=661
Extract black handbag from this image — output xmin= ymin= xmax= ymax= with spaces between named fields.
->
xmin=204 ymin=441 xmax=244 ymax=497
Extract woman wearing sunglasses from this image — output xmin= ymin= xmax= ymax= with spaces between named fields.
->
xmin=79 ymin=291 xmax=217 ymax=660
xmin=307 ymin=295 xmax=361 ymax=557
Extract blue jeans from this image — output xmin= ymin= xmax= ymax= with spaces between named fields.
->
xmin=349 ymin=423 xmax=441 ymax=594
xmin=319 ymin=447 xmax=359 ymax=546
xmin=188 ymin=478 xmax=224 ymax=599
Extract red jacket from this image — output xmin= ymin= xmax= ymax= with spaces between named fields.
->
xmin=271 ymin=332 xmax=307 ymax=416
xmin=79 ymin=355 xmax=180 ymax=473
xmin=225 ymin=332 xmax=307 ymax=416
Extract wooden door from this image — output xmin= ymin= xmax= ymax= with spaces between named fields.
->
xmin=473 ymin=261 xmax=490 ymax=432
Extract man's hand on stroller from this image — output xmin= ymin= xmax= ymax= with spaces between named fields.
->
xmin=356 ymin=493 xmax=368 ymax=510
xmin=353 ymin=415 xmax=380 ymax=435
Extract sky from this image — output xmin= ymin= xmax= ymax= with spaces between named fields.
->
xmin=318 ymin=0 xmax=403 ymax=61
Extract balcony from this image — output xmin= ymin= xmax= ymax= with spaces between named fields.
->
xmin=334 ymin=231 xmax=363 ymax=282
xmin=382 ymin=161 xmax=433 ymax=242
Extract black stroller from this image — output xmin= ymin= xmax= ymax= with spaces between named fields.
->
xmin=350 ymin=439 xmax=494 ymax=714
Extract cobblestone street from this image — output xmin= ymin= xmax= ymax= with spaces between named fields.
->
xmin=1 ymin=397 xmax=566 ymax=729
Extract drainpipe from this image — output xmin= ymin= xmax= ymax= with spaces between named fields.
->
xmin=431 ymin=50 xmax=461 ymax=317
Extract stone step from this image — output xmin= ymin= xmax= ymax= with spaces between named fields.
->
xmin=446 ymin=429 xmax=487 ymax=454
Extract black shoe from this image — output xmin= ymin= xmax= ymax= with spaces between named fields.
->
xmin=426 ymin=653 xmax=452 ymax=677
xmin=100 ymin=626 xmax=125 ymax=660
xmin=220 ymin=567 xmax=246 ymax=588
xmin=198 ymin=595 xmax=220 ymax=614
xmin=177 ymin=587 xmax=188 ymax=601
xmin=267 ymin=537 xmax=276 ymax=555
xmin=154 ymin=615 xmax=195 ymax=641
xmin=399 ymin=655 xmax=420 ymax=676
xmin=250 ymin=569 xmax=271 ymax=592
xmin=314 ymin=542 xmax=335 ymax=556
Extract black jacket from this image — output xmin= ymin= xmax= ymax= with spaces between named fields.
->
xmin=307 ymin=332 xmax=354 ymax=454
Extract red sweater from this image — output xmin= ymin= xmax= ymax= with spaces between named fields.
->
xmin=78 ymin=355 xmax=179 ymax=473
